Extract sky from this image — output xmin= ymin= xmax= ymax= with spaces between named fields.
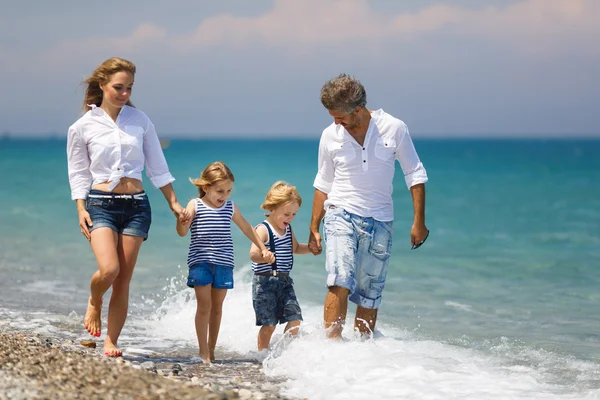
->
xmin=1 ymin=0 xmax=599 ymax=138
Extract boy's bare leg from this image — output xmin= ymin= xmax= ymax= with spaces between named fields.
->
xmin=324 ymin=286 xmax=350 ymax=339
xmin=284 ymin=320 xmax=301 ymax=336
xmin=85 ymin=228 xmax=119 ymax=337
xmin=194 ymin=285 xmax=212 ymax=363
xmin=258 ymin=325 xmax=277 ymax=351
xmin=208 ymin=288 xmax=228 ymax=361
xmin=354 ymin=306 xmax=378 ymax=337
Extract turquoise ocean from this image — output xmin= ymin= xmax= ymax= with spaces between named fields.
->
xmin=1 ymin=137 xmax=599 ymax=399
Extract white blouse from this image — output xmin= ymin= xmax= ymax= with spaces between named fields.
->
xmin=313 ymin=109 xmax=428 ymax=222
xmin=66 ymin=105 xmax=175 ymax=200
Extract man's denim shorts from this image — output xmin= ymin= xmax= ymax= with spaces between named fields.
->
xmin=187 ymin=263 xmax=234 ymax=289
xmin=86 ymin=189 xmax=152 ymax=240
xmin=323 ymin=206 xmax=393 ymax=309
xmin=252 ymin=275 xmax=303 ymax=326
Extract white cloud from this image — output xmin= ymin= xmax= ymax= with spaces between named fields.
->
xmin=35 ymin=0 xmax=600 ymax=59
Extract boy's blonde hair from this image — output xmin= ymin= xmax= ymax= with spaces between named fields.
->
xmin=189 ymin=161 xmax=235 ymax=198
xmin=261 ymin=181 xmax=302 ymax=216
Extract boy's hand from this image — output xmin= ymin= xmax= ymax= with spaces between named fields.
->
xmin=261 ymin=249 xmax=276 ymax=264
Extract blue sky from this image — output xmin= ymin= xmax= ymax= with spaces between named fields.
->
xmin=1 ymin=0 xmax=598 ymax=137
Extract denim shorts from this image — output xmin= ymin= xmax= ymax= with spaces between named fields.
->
xmin=187 ymin=263 xmax=234 ymax=289
xmin=86 ymin=189 xmax=152 ymax=240
xmin=252 ymin=275 xmax=303 ymax=326
xmin=323 ymin=206 xmax=393 ymax=309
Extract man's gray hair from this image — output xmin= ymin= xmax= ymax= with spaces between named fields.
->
xmin=320 ymin=73 xmax=367 ymax=113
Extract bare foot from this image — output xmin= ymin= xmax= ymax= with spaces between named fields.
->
xmin=103 ymin=337 xmax=123 ymax=357
xmin=84 ymin=297 xmax=102 ymax=337
xmin=209 ymin=348 xmax=215 ymax=362
xmin=200 ymin=351 xmax=211 ymax=365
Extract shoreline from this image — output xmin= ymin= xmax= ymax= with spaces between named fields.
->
xmin=0 ymin=328 xmax=296 ymax=400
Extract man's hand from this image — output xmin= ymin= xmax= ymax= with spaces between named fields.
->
xmin=410 ymin=223 xmax=429 ymax=249
xmin=308 ymin=231 xmax=322 ymax=255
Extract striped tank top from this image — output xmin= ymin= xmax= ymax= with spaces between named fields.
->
xmin=187 ymin=198 xmax=235 ymax=268
xmin=251 ymin=221 xmax=294 ymax=274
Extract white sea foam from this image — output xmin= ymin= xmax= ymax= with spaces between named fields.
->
xmin=126 ymin=267 xmax=600 ymax=400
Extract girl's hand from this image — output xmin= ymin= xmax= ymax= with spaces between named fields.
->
xmin=78 ymin=209 xmax=92 ymax=241
xmin=261 ymin=249 xmax=276 ymax=264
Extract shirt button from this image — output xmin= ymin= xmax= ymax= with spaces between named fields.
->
xmin=363 ymin=160 xmax=366 ymax=163
xmin=362 ymin=147 xmax=365 ymax=150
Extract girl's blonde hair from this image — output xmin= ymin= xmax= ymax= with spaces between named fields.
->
xmin=82 ymin=57 xmax=136 ymax=112
xmin=261 ymin=181 xmax=302 ymax=216
xmin=189 ymin=161 xmax=235 ymax=198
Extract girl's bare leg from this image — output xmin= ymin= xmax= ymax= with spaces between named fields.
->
xmin=85 ymin=228 xmax=119 ymax=337
xmin=194 ymin=285 xmax=213 ymax=363
xmin=103 ymin=234 xmax=144 ymax=356
xmin=208 ymin=288 xmax=228 ymax=361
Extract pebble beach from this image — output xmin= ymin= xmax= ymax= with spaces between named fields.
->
xmin=0 ymin=328 xmax=297 ymax=400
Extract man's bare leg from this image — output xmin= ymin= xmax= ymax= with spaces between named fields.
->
xmin=354 ymin=306 xmax=378 ymax=337
xmin=324 ymin=286 xmax=350 ymax=339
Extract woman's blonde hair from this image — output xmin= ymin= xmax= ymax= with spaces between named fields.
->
xmin=261 ymin=181 xmax=302 ymax=216
xmin=81 ymin=57 xmax=136 ymax=112
xmin=189 ymin=161 xmax=235 ymax=198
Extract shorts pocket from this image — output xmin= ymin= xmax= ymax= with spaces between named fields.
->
xmin=324 ymin=209 xmax=353 ymax=237
xmin=86 ymin=198 xmax=106 ymax=208
xmin=369 ymin=221 xmax=393 ymax=261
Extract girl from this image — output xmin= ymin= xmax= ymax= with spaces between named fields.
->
xmin=176 ymin=161 xmax=275 ymax=363
xmin=66 ymin=57 xmax=188 ymax=357
xmin=250 ymin=181 xmax=310 ymax=351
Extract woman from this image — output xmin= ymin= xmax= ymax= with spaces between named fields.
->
xmin=67 ymin=57 xmax=188 ymax=356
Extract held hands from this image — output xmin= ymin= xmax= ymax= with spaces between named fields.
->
xmin=410 ymin=223 xmax=429 ymax=250
xmin=171 ymin=202 xmax=191 ymax=222
xmin=78 ymin=209 xmax=92 ymax=241
xmin=261 ymin=249 xmax=276 ymax=264
xmin=308 ymin=231 xmax=322 ymax=255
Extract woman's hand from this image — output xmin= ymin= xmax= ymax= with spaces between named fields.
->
xmin=171 ymin=202 xmax=191 ymax=222
xmin=78 ymin=209 xmax=92 ymax=241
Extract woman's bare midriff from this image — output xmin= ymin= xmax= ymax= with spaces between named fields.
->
xmin=91 ymin=178 xmax=144 ymax=194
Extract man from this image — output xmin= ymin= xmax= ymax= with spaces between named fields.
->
xmin=308 ymin=73 xmax=429 ymax=339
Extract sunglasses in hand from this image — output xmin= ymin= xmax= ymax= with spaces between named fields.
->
xmin=411 ymin=230 xmax=430 ymax=250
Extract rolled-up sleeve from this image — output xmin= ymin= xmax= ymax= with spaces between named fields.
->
xmin=143 ymin=120 xmax=175 ymax=189
xmin=66 ymin=126 xmax=92 ymax=200
xmin=396 ymin=123 xmax=428 ymax=189
xmin=313 ymin=134 xmax=334 ymax=194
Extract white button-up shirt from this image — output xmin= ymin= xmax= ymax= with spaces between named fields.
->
xmin=67 ymin=105 xmax=175 ymax=200
xmin=313 ymin=109 xmax=428 ymax=221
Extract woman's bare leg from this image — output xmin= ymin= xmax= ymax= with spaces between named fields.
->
xmin=103 ymin=234 xmax=144 ymax=356
xmin=85 ymin=228 xmax=119 ymax=337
